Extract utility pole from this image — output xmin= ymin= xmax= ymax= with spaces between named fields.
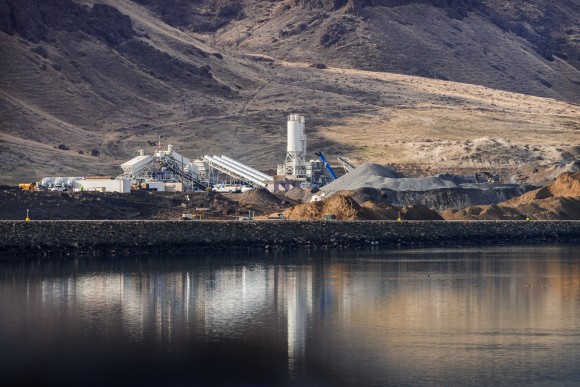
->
xmin=181 ymin=152 xmax=184 ymax=192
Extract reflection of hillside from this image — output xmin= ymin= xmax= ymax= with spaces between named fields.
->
xmin=0 ymin=247 xmax=579 ymax=381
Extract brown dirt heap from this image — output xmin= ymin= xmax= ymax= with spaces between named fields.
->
xmin=282 ymin=194 xmax=442 ymax=220
xmin=228 ymin=188 xmax=282 ymax=208
xmin=506 ymin=172 xmax=580 ymax=204
xmin=283 ymin=195 xmax=365 ymax=220
xmin=443 ymin=172 xmax=580 ymax=220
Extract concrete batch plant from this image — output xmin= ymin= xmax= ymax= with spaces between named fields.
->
xmin=36 ymin=114 xmax=350 ymax=193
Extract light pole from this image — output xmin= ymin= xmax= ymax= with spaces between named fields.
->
xmin=181 ymin=151 xmax=185 ymax=192
xmin=25 ymin=208 xmax=30 ymax=221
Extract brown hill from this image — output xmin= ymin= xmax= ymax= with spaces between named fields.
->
xmin=0 ymin=0 xmax=578 ymax=185
xmin=183 ymin=0 xmax=580 ymax=102
xmin=443 ymin=172 xmax=580 ymax=220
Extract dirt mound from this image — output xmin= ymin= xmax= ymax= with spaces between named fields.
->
xmin=282 ymin=193 xmax=442 ymax=220
xmin=284 ymin=187 xmax=308 ymax=202
xmin=400 ymin=205 xmax=444 ymax=220
xmin=362 ymin=201 xmax=443 ymax=220
xmin=0 ymin=190 xmax=270 ymax=220
xmin=283 ymin=195 xmax=368 ymax=220
xmin=507 ymin=172 xmax=580 ymax=205
xmin=549 ymin=172 xmax=580 ymax=197
xmin=443 ymin=172 xmax=580 ymax=220
xmin=234 ymin=188 xmax=282 ymax=207
xmin=442 ymin=205 xmax=525 ymax=221
xmin=443 ymin=197 xmax=580 ymax=221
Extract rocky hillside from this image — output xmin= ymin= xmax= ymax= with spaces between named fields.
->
xmin=154 ymin=0 xmax=580 ymax=102
xmin=0 ymin=0 xmax=578 ymax=185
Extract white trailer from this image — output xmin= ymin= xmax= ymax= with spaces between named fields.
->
xmin=74 ymin=179 xmax=132 ymax=193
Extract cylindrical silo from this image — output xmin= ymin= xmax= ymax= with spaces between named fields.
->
xmin=287 ymin=114 xmax=304 ymax=153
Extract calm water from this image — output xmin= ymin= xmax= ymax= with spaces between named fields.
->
xmin=1 ymin=245 xmax=580 ymax=386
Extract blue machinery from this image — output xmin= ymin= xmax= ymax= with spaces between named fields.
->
xmin=315 ymin=152 xmax=338 ymax=181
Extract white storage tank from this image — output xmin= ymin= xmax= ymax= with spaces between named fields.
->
xmin=41 ymin=177 xmax=56 ymax=188
xmin=287 ymin=114 xmax=305 ymax=154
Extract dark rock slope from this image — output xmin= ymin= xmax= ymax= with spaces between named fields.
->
xmin=147 ymin=0 xmax=580 ymax=102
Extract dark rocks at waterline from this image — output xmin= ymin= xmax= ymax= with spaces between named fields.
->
xmin=1 ymin=220 xmax=579 ymax=257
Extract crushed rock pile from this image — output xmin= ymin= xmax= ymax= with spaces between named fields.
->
xmin=443 ymin=172 xmax=580 ymax=220
xmin=282 ymin=194 xmax=442 ymax=220
xmin=321 ymin=163 xmax=534 ymax=210
xmin=284 ymin=187 xmax=308 ymax=202
xmin=231 ymin=188 xmax=282 ymax=208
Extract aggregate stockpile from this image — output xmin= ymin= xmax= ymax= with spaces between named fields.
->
xmin=320 ymin=163 xmax=534 ymax=211
xmin=444 ymin=172 xmax=580 ymax=220
xmin=282 ymin=194 xmax=443 ymax=221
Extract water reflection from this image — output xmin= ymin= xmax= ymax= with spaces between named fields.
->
xmin=1 ymin=246 xmax=579 ymax=386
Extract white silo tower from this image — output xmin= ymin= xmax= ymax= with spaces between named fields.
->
xmin=278 ymin=114 xmax=307 ymax=177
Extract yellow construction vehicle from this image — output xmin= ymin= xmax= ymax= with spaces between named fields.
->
xmin=18 ymin=183 xmax=36 ymax=191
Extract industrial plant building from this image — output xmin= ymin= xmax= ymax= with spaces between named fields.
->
xmin=36 ymin=115 xmax=354 ymax=193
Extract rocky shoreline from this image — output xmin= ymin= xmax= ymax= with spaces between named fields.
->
xmin=1 ymin=220 xmax=579 ymax=257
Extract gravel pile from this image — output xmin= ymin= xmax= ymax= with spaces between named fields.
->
xmin=235 ymin=188 xmax=281 ymax=207
xmin=322 ymin=163 xmax=520 ymax=196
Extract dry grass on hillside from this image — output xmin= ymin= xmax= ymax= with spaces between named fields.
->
xmin=0 ymin=0 xmax=579 ymax=185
